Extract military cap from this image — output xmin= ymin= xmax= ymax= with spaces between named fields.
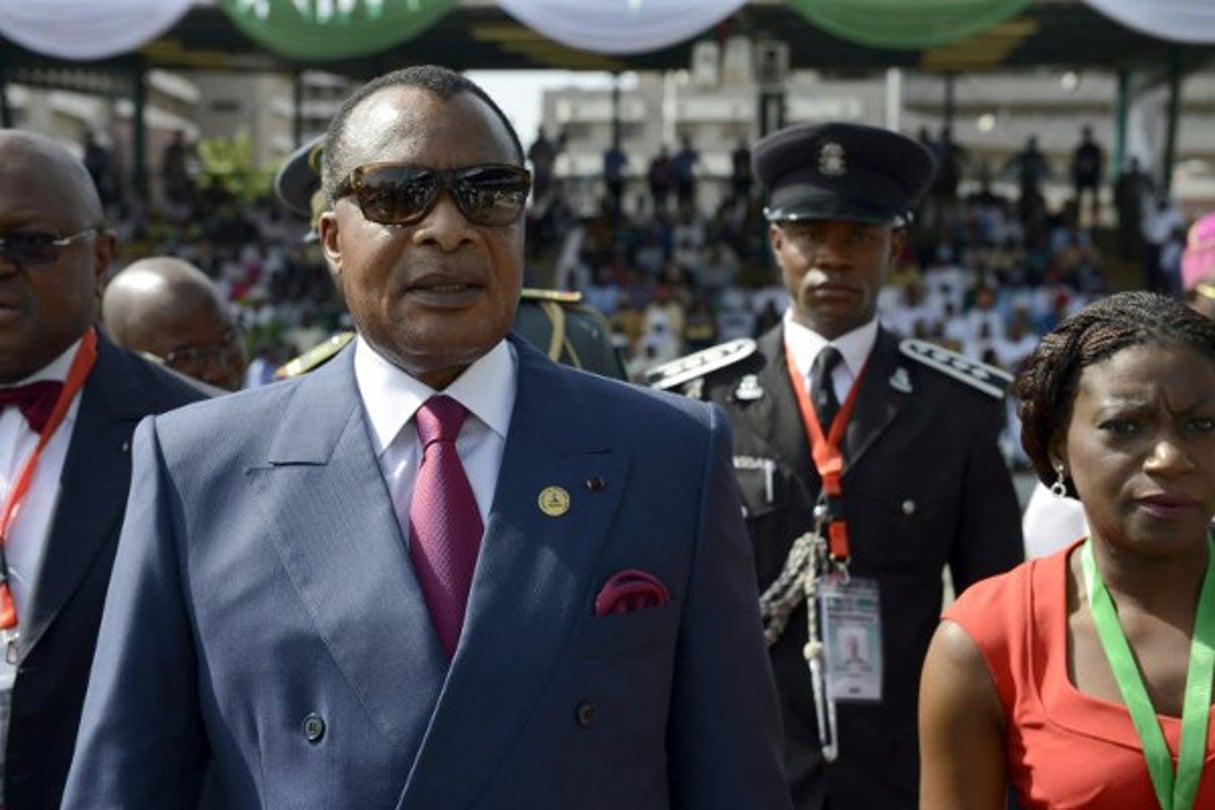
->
xmin=274 ymin=134 xmax=327 ymax=239
xmin=752 ymin=122 xmax=936 ymax=225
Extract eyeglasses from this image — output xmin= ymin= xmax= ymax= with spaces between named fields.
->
xmin=334 ymin=163 xmax=531 ymax=227
xmin=0 ymin=227 xmax=104 ymax=267
xmin=142 ymin=327 xmax=244 ymax=376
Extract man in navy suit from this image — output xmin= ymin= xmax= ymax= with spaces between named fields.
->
xmin=0 ymin=130 xmax=207 ymax=809
xmin=62 ymin=67 xmax=790 ymax=809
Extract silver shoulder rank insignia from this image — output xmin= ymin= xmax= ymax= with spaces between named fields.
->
xmin=898 ymin=338 xmax=1013 ymax=399
xmin=682 ymin=377 xmax=705 ymax=400
xmin=734 ymin=374 xmax=764 ymax=401
xmin=889 ymin=367 xmax=913 ymax=394
xmin=819 ymin=141 xmax=846 ymax=176
xmin=645 ymin=338 xmax=758 ymax=392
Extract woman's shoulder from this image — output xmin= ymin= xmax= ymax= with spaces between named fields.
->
xmin=947 ymin=542 xmax=1074 ymax=628
xmin=942 ymin=542 xmax=1077 ymax=685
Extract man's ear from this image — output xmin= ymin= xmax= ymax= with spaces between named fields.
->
xmin=93 ymin=229 xmax=117 ymax=298
xmin=888 ymin=227 xmax=907 ymax=266
xmin=768 ymin=222 xmax=783 ymax=253
xmin=318 ymin=210 xmax=342 ymax=281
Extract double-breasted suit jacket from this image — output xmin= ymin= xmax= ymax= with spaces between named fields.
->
xmin=654 ymin=324 xmax=1023 ymax=809
xmin=6 ymin=333 xmax=207 ymax=810
xmin=62 ymin=334 xmax=792 ymax=810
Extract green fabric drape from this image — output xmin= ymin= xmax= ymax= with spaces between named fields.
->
xmin=786 ymin=0 xmax=1032 ymax=49
xmin=218 ymin=0 xmax=456 ymax=61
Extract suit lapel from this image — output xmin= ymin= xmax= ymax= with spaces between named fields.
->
xmin=250 ymin=349 xmax=447 ymax=752
xmin=399 ymin=336 xmax=627 ymax=808
xmin=20 ymin=338 xmax=147 ymax=658
xmin=844 ymin=328 xmax=910 ymax=470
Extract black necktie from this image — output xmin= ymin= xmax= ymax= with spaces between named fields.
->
xmin=809 ymin=346 xmax=842 ymax=428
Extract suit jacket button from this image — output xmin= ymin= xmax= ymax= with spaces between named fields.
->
xmin=303 ymin=713 xmax=325 ymax=743
xmin=575 ymin=701 xmax=598 ymax=728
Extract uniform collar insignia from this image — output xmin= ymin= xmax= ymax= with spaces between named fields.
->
xmin=819 ymin=141 xmax=846 ymax=177
xmin=889 ymin=367 xmax=913 ymax=394
xmin=734 ymin=374 xmax=764 ymax=401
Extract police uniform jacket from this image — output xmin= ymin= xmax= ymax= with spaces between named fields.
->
xmin=659 ymin=323 xmax=1023 ymax=809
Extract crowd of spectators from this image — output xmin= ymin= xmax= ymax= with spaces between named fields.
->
xmin=106 ymin=194 xmax=346 ymax=388
xmin=532 ymin=129 xmax=1150 ymax=470
xmin=99 ymin=123 xmax=1198 ymax=437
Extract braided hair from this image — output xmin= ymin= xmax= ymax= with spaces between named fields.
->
xmin=1015 ymin=291 xmax=1215 ymax=496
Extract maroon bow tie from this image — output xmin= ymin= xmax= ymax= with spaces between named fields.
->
xmin=0 ymin=381 xmax=64 ymax=433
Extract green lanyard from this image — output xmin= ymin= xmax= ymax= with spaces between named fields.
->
xmin=1081 ymin=537 xmax=1215 ymax=809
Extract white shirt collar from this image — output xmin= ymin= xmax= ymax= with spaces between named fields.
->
xmin=0 ymin=337 xmax=83 ymax=388
xmin=353 ymin=336 xmax=516 ymax=457
xmin=783 ymin=310 xmax=878 ymax=382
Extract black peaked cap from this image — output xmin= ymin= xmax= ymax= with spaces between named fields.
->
xmin=752 ymin=122 xmax=936 ymax=224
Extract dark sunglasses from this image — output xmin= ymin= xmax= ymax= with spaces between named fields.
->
xmin=0 ymin=227 xmax=103 ymax=267
xmin=334 ymin=163 xmax=531 ymax=227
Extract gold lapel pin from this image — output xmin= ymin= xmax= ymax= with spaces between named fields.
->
xmin=538 ymin=486 xmax=571 ymax=517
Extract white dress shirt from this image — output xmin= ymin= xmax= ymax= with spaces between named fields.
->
xmin=0 ymin=338 xmax=84 ymax=628
xmin=783 ymin=310 xmax=879 ymax=406
xmin=0 ymin=337 xmax=83 ymax=800
xmin=353 ymin=336 xmax=517 ymax=538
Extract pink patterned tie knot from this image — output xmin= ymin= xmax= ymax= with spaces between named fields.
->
xmin=409 ymin=395 xmax=483 ymax=659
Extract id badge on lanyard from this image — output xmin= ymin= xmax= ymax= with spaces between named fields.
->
xmin=819 ymin=573 xmax=883 ymax=702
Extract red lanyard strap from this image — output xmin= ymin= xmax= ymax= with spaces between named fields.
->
xmin=0 ymin=328 xmax=98 ymax=630
xmin=785 ymin=342 xmax=867 ymax=561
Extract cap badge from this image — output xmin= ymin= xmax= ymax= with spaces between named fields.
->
xmin=819 ymin=142 xmax=847 ymax=177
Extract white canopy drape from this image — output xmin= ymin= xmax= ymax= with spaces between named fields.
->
xmin=3 ymin=0 xmax=1215 ymax=63
xmin=1084 ymin=0 xmax=1215 ymax=44
xmin=0 ymin=0 xmax=193 ymax=60
xmin=498 ymin=0 xmax=748 ymax=55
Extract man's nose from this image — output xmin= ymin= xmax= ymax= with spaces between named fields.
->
xmin=412 ymin=190 xmax=476 ymax=251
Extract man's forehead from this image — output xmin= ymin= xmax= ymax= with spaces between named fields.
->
xmin=0 ymin=138 xmax=95 ymax=218
xmin=347 ymin=86 xmax=513 ymax=162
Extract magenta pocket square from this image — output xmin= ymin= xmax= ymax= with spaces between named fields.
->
xmin=593 ymin=569 xmax=671 ymax=616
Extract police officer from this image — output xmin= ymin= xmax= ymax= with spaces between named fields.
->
xmin=648 ymin=122 xmax=1023 ymax=809
xmin=273 ymin=136 xmax=626 ymax=381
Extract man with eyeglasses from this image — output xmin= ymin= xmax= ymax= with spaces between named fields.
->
xmin=63 ymin=66 xmax=790 ymax=809
xmin=0 ymin=130 xmax=208 ymax=809
xmin=103 ymin=256 xmax=247 ymax=391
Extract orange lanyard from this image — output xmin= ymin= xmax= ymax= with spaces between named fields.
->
xmin=0 ymin=328 xmax=98 ymax=631
xmin=785 ymin=342 xmax=867 ymax=561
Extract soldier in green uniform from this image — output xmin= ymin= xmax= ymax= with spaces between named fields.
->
xmin=272 ymin=136 xmax=625 ymax=381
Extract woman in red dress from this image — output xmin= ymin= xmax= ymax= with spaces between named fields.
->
xmin=919 ymin=291 xmax=1215 ymax=809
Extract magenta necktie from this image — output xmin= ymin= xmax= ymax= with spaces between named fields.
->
xmin=0 ymin=381 xmax=63 ymax=433
xmin=408 ymin=395 xmax=483 ymax=659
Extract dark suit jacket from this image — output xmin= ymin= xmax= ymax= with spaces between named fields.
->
xmin=5 ymin=332 xmax=208 ymax=810
xmin=678 ymin=325 xmax=1023 ymax=809
xmin=61 ymin=335 xmax=791 ymax=810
